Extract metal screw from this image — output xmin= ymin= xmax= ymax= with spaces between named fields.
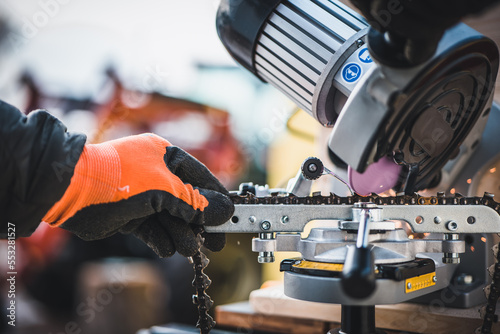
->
xmin=443 ymin=234 xmax=460 ymax=264
xmin=308 ymin=163 xmax=317 ymax=173
xmin=281 ymin=216 xmax=289 ymax=224
xmin=249 ymin=216 xmax=256 ymax=223
xmin=443 ymin=251 xmax=460 ymax=264
xmin=446 ymin=221 xmax=458 ymax=231
xmin=356 ymin=39 xmax=363 ymax=47
xmin=434 ymin=216 xmax=442 ymax=224
xmin=432 ymin=276 xmax=437 ymax=283
xmin=258 ymin=252 xmax=275 ymax=263
xmin=467 ymin=216 xmax=476 ymax=225
xmin=407 ymin=282 xmax=412 ymax=290
xmin=258 ymin=232 xmax=275 ymax=263
xmin=260 ymin=221 xmax=271 ymax=230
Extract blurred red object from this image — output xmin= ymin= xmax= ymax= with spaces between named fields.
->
xmin=14 ymin=224 xmax=70 ymax=279
xmin=92 ymin=70 xmax=245 ymax=188
xmin=16 ymin=68 xmax=245 ymax=275
xmin=21 ymin=68 xmax=245 ymax=188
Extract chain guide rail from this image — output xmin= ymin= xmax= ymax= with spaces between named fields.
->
xmin=204 ymin=193 xmax=500 ymax=234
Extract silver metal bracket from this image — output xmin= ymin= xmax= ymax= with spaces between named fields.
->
xmin=205 ymin=203 xmax=500 ymax=234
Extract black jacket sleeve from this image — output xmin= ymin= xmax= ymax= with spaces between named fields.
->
xmin=0 ymin=100 xmax=86 ymax=238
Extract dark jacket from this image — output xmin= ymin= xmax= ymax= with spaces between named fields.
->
xmin=0 ymin=100 xmax=86 ymax=238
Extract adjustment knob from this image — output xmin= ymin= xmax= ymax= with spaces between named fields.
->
xmin=301 ymin=157 xmax=324 ymax=180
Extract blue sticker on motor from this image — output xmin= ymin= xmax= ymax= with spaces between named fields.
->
xmin=358 ymin=48 xmax=372 ymax=63
xmin=342 ymin=63 xmax=362 ymax=83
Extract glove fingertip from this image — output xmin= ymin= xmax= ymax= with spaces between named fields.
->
xmin=202 ymin=232 xmax=226 ymax=252
xmin=200 ymin=190 xmax=235 ymax=227
xmin=176 ymin=240 xmax=200 ymax=257
xmin=165 ymin=146 xmax=229 ymax=194
xmin=161 ymin=214 xmax=201 ymax=257
xmin=156 ymin=247 xmax=176 ymax=258
xmin=134 ymin=221 xmax=176 ymax=258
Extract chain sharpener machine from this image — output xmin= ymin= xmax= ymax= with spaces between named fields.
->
xmin=209 ymin=0 xmax=500 ymax=333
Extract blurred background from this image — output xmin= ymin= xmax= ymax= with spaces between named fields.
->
xmin=0 ymin=0 xmax=298 ymax=333
xmin=0 ymin=1 xmax=499 ymax=334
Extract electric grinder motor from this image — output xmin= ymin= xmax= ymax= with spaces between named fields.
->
xmin=216 ymin=0 xmax=499 ymax=192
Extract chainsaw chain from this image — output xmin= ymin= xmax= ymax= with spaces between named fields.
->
xmin=231 ymin=191 xmax=500 ymax=333
xmin=478 ymin=240 xmax=500 ymax=333
xmin=230 ymin=191 xmax=499 ymax=208
xmin=190 ymin=229 xmax=215 ymax=334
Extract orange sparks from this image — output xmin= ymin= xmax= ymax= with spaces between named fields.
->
xmin=470 ymin=246 xmax=475 ymax=252
xmin=490 ymin=167 xmax=497 ymax=174
xmin=467 ymin=179 xmax=472 ymax=184
xmin=481 ymin=237 xmax=487 ymax=243
xmin=450 ymin=188 xmax=456 ymax=194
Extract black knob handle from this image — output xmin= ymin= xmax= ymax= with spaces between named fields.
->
xmin=301 ymin=157 xmax=324 ymax=180
xmin=341 ymin=246 xmax=376 ymax=299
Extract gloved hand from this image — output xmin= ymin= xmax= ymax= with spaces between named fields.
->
xmin=43 ymin=133 xmax=234 ymax=257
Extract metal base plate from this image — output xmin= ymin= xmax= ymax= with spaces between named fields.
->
xmin=328 ymin=329 xmax=386 ymax=334
xmin=284 ymin=254 xmax=455 ymax=305
xmin=138 ymin=324 xmax=236 ymax=334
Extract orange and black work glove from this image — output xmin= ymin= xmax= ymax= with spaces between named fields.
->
xmin=42 ymin=133 xmax=233 ymax=257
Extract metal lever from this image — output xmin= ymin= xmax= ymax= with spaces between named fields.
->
xmin=301 ymin=157 xmax=354 ymax=195
xmin=286 ymin=169 xmax=313 ymax=197
xmin=341 ymin=203 xmax=376 ymax=299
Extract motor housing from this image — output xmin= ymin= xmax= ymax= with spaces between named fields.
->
xmin=217 ymin=0 xmax=499 ymax=191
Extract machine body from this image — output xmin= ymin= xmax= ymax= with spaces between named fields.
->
xmin=213 ymin=0 xmax=500 ymax=333
xmin=217 ymin=0 xmax=499 ymax=193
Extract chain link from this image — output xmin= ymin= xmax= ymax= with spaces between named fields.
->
xmin=231 ymin=192 xmax=500 ymax=209
xmin=191 ymin=228 xmax=215 ymax=334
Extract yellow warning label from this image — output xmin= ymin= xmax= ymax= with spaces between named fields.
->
xmin=405 ymin=272 xmax=436 ymax=293
xmin=293 ymin=261 xmax=344 ymax=272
